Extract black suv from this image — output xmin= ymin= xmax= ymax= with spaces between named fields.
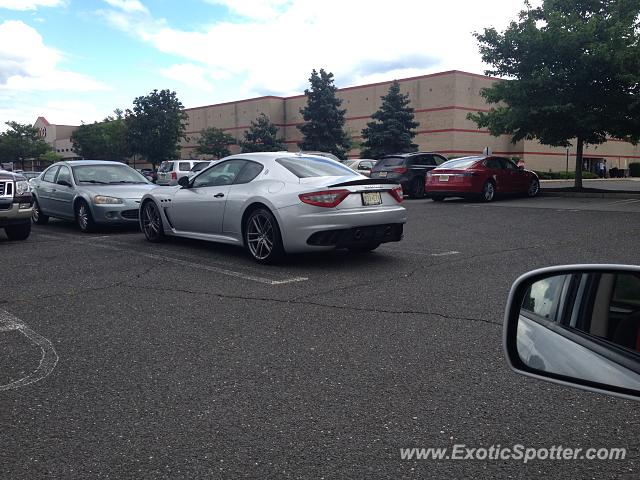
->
xmin=0 ymin=169 xmax=33 ymax=240
xmin=369 ymin=152 xmax=447 ymax=198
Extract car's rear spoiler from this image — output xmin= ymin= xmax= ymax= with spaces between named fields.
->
xmin=328 ymin=178 xmax=398 ymax=188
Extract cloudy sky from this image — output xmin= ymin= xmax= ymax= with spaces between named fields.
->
xmin=0 ymin=0 xmax=532 ymax=129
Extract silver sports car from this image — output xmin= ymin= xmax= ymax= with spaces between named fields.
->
xmin=139 ymin=152 xmax=407 ymax=263
xmin=31 ymin=160 xmax=157 ymax=232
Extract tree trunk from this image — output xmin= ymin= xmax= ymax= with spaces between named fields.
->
xmin=574 ymin=136 xmax=584 ymax=190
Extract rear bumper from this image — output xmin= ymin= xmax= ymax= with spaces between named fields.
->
xmin=276 ymin=203 xmax=407 ymax=253
xmin=426 ymin=182 xmax=482 ymax=197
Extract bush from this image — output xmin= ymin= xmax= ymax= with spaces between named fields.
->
xmin=629 ymin=162 xmax=640 ymax=177
xmin=534 ymin=170 xmax=598 ymax=180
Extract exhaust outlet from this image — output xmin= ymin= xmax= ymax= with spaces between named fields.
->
xmin=354 ymin=229 xmax=364 ymax=240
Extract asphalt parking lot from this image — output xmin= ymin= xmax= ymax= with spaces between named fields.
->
xmin=2 ymin=196 xmax=639 ymax=479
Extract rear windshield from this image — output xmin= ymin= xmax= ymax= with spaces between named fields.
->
xmin=158 ymin=161 xmax=174 ymax=173
xmin=72 ymin=164 xmax=148 ymax=184
xmin=438 ymin=157 xmax=483 ymax=169
xmin=276 ymin=156 xmax=357 ymax=178
xmin=376 ymin=157 xmax=406 ymax=168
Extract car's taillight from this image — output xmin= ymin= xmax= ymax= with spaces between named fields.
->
xmin=299 ymin=189 xmax=350 ymax=208
xmin=389 ymin=186 xmax=404 ymax=203
xmin=393 ymin=167 xmax=408 ymax=174
xmin=171 ymin=171 xmax=177 ymax=180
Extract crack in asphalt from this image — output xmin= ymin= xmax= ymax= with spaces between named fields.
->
xmin=120 ymin=283 xmax=501 ymax=327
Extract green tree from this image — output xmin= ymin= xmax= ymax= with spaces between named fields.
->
xmin=195 ymin=127 xmax=235 ymax=159
xmin=125 ymin=89 xmax=188 ymax=167
xmin=39 ymin=150 xmax=63 ymax=164
xmin=468 ymin=0 xmax=640 ymax=189
xmin=240 ymin=113 xmax=286 ymax=153
xmin=298 ymin=68 xmax=351 ymax=159
xmin=71 ymin=113 xmax=130 ymax=160
xmin=360 ymin=81 xmax=419 ymax=158
xmin=0 ymin=121 xmax=51 ymax=170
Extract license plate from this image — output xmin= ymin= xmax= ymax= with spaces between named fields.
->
xmin=439 ymin=175 xmax=449 ymax=182
xmin=362 ymin=192 xmax=382 ymax=206
xmin=378 ymin=171 xmax=388 ymax=178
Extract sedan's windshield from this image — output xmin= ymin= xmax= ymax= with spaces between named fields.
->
xmin=438 ymin=157 xmax=483 ymax=169
xmin=72 ymin=164 xmax=149 ymax=184
xmin=276 ymin=156 xmax=357 ymax=178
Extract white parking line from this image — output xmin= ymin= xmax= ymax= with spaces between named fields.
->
xmin=38 ymin=233 xmax=308 ymax=286
xmin=430 ymin=251 xmax=461 ymax=257
xmin=607 ymin=198 xmax=640 ymax=205
xmin=0 ymin=309 xmax=59 ymax=391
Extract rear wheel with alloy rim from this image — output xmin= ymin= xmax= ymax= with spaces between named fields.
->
xmin=527 ymin=177 xmax=540 ymax=197
xmin=481 ymin=181 xmax=495 ymax=202
xmin=75 ymin=200 xmax=95 ymax=232
xmin=141 ymin=201 xmax=165 ymax=242
xmin=244 ymin=208 xmax=283 ymax=264
xmin=32 ymin=198 xmax=49 ymax=224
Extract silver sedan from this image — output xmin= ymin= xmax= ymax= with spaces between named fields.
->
xmin=139 ymin=152 xmax=407 ymax=263
xmin=30 ymin=160 xmax=157 ymax=232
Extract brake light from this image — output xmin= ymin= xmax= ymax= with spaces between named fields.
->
xmin=389 ymin=186 xmax=404 ymax=203
xmin=299 ymin=189 xmax=350 ymax=208
xmin=171 ymin=171 xmax=177 ymax=180
xmin=393 ymin=167 xmax=408 ymax=174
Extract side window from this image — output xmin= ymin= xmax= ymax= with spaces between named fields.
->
xmin=179 ymin=162 xmax=191 ymax=172
xmin=192 ymin=160 xmax=246 ymax=188
xmin=412 ymin=156 xmax=430 ymax=166
xmin=56 ymin=166 xmax=72 ymax=185
xmin=500 ymin=158 xmax=517 ymax=170
xmin=359 ymin=161 xmax=373 ymax=170
xmin=234 ymin=161 xmax=264 ymax=185
xmin=434 ymin=155 xmax=447 ymax=165
xmin=485 ymin=158 xmax=501 ymax=169
xmin=42 ymin=166 xmax=59 ymax=183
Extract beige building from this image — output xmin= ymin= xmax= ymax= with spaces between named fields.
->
xmin=33 ymin=117 xmax=81 ymax=161
xmin=37 ymin=70 xmax=640 ymax=172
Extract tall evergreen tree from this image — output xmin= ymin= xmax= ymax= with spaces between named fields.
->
xmin=360 ymin=81 xmax=419 ymax=158
xmin=298 ymin=69 xmax=351 ymax=159
xmin=240 ymin=113 xmax=286 ymax=153
xmin=468 ymin=0 xmax=640 ymax=189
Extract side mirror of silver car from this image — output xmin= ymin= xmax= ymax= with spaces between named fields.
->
xmin=504 ymin=265 xmax=640 ymax=401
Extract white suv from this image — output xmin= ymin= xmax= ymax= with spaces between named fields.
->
xmin=156 ymin=160 xmax=205 ymax=186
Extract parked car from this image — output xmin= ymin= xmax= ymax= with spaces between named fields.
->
xmin=138 ymin=168 xmax=156 ymax=183
xmin=346 ymin=159 xmax=377 ymax=177
xmin=504 ymin=264 xmax=640 ymax=401
xmin=187 ymin=160 xmax=218 ymax=179
xmin=139 ymin=152 xmax=406 ymax=263
xmin=426 ymin=156 xmax=540 ymax=202
xmin=156 ymin=160 xmax=205 ymax=186
xmin=300 ymin=151 xmax=344 ymax=163
xmin=19 ymin=171 xmax=41 ymax=180
xmin=30 ymin=160 xmax=157 ymax=232
xmin=369 ymin=152 xmax=447 ymax=198
xmin=0 ymin=169 xmax=33 ymax=240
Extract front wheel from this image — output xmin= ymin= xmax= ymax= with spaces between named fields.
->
xmin=244 ymin=208 xmax=283 ymax=264
xmin=75 ymin=200 xmax=95 ymax=232
xmin=32 ymin=199 xmax=49 ymax=225
xmin=5 ymin=222 xmax=31 ymax=241
xmin=480 ymin=181 xmax=496 ymax=202
xmin=141 ymin=201 xmax=165 ymax=242
xmin=527 ymin=177 xmax=540 ymax=197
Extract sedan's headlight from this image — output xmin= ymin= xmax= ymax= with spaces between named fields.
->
xmin=15 ymin=180 xmax=30 ymax=195
xmin=94 ymin=195 xmax=123 ymax=205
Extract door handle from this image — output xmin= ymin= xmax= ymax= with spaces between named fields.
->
xmin=214 ymin=193 xmax=225 ymax=198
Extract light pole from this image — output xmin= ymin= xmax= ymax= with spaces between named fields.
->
xmin=566 ymin=148 xmax=569 ymax=178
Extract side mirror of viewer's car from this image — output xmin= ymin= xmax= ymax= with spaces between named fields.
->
xmin=504 ymin=265 xmax=640 ymax=401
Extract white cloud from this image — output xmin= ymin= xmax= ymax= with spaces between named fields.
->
xmin=98 ymin=0 xmax=537 ymax=101
xmin=0 ymin=0 xmax=66 ymax=10
xmin=160 ymin=63 xmax=216 ymax=92
xmin=0 ymin=20 xmax=110 ymax=92
xmin=102 ymin=0 xmax=148 ymax=14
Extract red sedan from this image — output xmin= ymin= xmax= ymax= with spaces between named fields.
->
xmin=425 ymin=156 xmax=540 ymax=202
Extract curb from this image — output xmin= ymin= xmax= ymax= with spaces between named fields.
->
xmin=540 ymin=190 xmax=640 ymax=199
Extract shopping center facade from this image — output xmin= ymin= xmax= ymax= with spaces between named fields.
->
xmin=36 ymin=70 xmax=640 ymax=173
